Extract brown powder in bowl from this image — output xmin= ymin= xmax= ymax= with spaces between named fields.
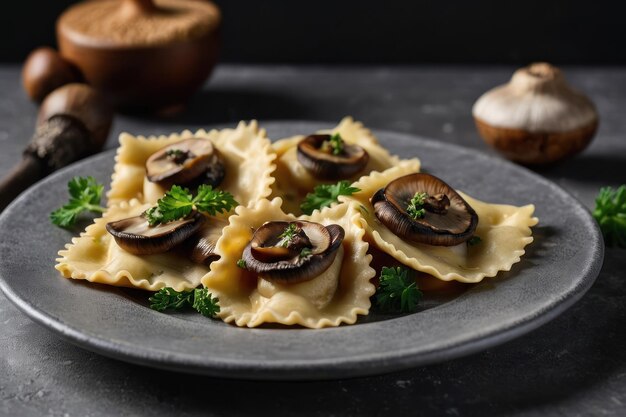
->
xmin=59 ymin=0 xmax=220 ymax=47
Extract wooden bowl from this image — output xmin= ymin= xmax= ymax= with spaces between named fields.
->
xmin=56 ymin=0 xmax=221 ymax=111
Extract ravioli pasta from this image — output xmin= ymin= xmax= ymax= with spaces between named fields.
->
xmin=56 ymin=199 xmax=210 ymax=291
xmin=108 ymin=120 xmax=276 ymax=209
xmin=54 ymin=117 xmax=538 ymax=328
xmin=270 ymin=117 xmax=415 ymax=215
xmin=202 ymin=198 xmax=376 ymax=328
xmin=340 ymin=163 xmax=538 ymax=283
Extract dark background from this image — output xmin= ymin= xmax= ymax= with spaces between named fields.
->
xmin=1 ymin=0 xmax=625 ymax=64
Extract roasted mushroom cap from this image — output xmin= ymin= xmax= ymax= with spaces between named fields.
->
xmin=106 ymin=211 xmax=204 ymax=255
xmin=371 ymin=173 xmax=478 ymax=246
xmin=145 ymin=138 xmax=225 ymax=187
xmin=297 ymin=134 xmax=369 ymax=180
xmin=242 ymin=221 xmax=345 ymax=284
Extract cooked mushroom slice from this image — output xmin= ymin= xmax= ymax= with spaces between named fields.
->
xmin=145 ymin=138 xmax=225 ymax=187
xmin=242 ymin=221 xmax=345 ymax=284
xmin=180 ymin=217 xmax=227 ymax=265
xmin=371 ymin=173 xmax=478 ymax=246
xmin=297 ymin=134 xmax=369 ymax=180
xmin=106 ymin=211 xmax=204 ymax=255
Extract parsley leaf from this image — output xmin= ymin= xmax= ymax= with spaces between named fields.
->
xmin=148 ymin=287 xmax=194 ymax=312
xmin=467 ymin=236 xmax=482 ymax=246
xmin=149 ymin=287 xmax=220 ymax=318
xmin=50 ymin=176 xmax=106 ymax=227
xmin=593 ymin=185 xmax=626 ymax=248
xmin=146 ymin=184 xmax=238 ymax=226
xmin=193 ymin=185 xmax=239 ymax=215
xmin=375 ymin=266 xmax=422 ymax=313
xmin=300 ymin=247 xmax=312 ymax=258
xmin=406 ymin=192 xmax=428 ymax=219
xmin=237 ymin=259 xmax=247 ymax=269
xmin=300 ymin=180 xmax=360 ymax=215
xmin=192 ymin=289 xmax=221 ymax=318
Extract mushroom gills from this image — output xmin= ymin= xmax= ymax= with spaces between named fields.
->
xmin=296 ymin=134 xmax=369 ymax=180
xmin=145 ymin=138 xmax=225 ymax=187
xmin=105 ymin=211 xmax=204 ymax=255
xmin=372 ymin=173 xmax=478 ymax=246
xmin=179 ymin=216 xmax=227 ymax=265
xmin=242 ymin=221 xmax=345 ymax=284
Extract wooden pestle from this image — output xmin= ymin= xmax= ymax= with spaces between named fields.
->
xmin=0 ymin=83 xmax=113 ymax=212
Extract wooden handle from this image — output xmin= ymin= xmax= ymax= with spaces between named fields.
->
xmin=0 ymin=156 xmax=44 ymax=212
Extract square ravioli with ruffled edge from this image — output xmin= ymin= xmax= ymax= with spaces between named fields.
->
xmin=270 ymin=117 xmax=417 ymax=216
xmin=56 ymin=199 xmax=215 ymax=291
xmin=201 ymin=198 xmax=376 ymax=328
xmin=107 ymin=120 xmax=276 ymax=208
xmin=339 ymin=163 xmax=538 ymax=283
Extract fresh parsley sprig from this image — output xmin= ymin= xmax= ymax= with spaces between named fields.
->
xmin=149 ymin=287 xmax=220 ymax=318
xmin=149 ymin=287 xmax=194 ymax=311
xmin=146 ymin=184 xmax=238 ymax=226
xmin=375 ymin=266 xmax=422 ymax=313
xmin=593 ymin=185 xmax=626 ymax=248
xmin=50 ymin=176 xmax=106 ymax=227
xmin=300 ymin=180 xmax=360 ymax=215
xmin=192 ymin=289 xmax=221 ymax=318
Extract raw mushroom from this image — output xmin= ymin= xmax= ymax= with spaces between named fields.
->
xmin=106 ymin=211 xmax=204 ymax=255
xmin=472 ymin=62 xmax=598 ymax=164
xmin=371 ymin=173 xmax=478 ymax=246
xmin=242 ymin=221 xmax=345 ymax=284
xmin=297 ymin=134 xmax=369 ymax=180
xmin=145 ymin=138 xmax=225 ymax=187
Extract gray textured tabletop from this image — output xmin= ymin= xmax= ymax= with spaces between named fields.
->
xmin=1 ymin=65 xmax=625 ymax=416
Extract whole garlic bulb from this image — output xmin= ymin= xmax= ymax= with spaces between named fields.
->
xmin=472 ymin=62 xmax=598 ymax=164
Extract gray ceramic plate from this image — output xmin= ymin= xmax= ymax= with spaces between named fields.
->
xmin=0 ymin=122 xmax=603 ymax=381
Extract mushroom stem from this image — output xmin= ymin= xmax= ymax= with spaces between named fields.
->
xmin=424 ymin=193 xmax=450 ymax=214
xmin=510 ymin=62 xmax=566 ymax=94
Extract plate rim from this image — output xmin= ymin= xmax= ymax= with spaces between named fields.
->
xmin=0 ymin=121 xmax=605 ymax=380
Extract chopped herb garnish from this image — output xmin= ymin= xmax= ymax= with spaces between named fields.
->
xmin=50 ymin=176 xmax=106 ymax=227
xmin=467 ymin=236 xmax=482 ymax=246
xmin=375 ymin=266 xmax=422 ymax=313
xmin=236 ymin=259 xmax=247 ymax=269
xmin=406 ymin=191 xmax=429 ymax=219
xmin=321 ymin=133 xmax=345 ymax=155
xmin=145 ymin=184 xmax=238 ymax=226
xmin=300 ymin=180 xmax=360 ymax=215
xmin=149 ymin=287 xmax=220 ymax=318
xmin=300 ymin=247 xmax=313 ymax=258
xmin=165 ymin=149 xmax=188 ymax=164
xmin=277 ymin=223 xmax=299 ymax=247
xmin=593 ymin=185 xmax=626 ymax=248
